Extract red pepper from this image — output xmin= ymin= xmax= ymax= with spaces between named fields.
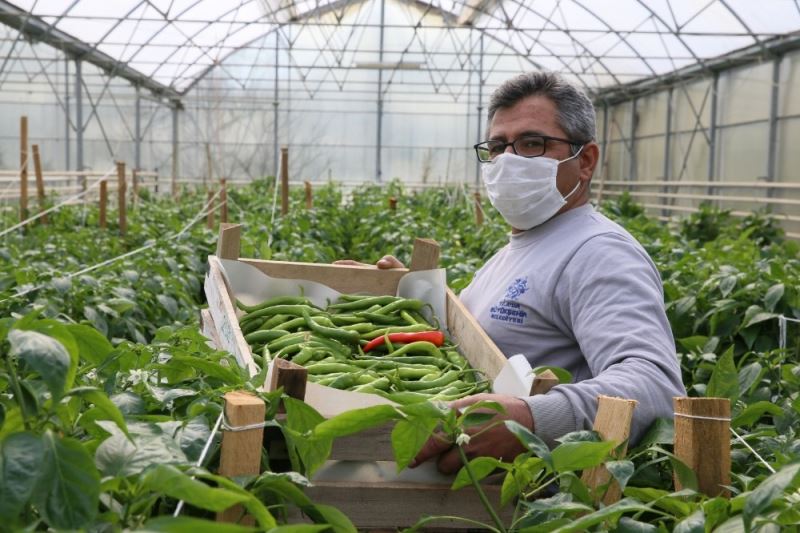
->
xmin=363 ymin=331 xmax=445 ymax=352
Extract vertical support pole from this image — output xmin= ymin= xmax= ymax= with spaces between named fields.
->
xmin=75 ymin=58 xmax=84 ymax=191
xmin=766 ymin=55 xmax=781 ymax=193
xmin=134 ymin=85 xmax=142 ymax=172
xmin=707 ymin=73 xmax=719 ymax=198
xmin=205 ymin=142 xmax=213 ymax=188
xmin=220 ymin=178 xmax=228 ymax=224
xmin=388 ymin=196 xmax=397 ymax=211
xmin=628 ymin=98 xmax=637 ymax=186
xmin=32 ymin=144 xmax=47 ymax=224
xmin=581 ymin=396 xmax=637 ymax=505
xmin=597 ymin=102 xmax=609 ymax=203
xmin=375 ymin=0 xmax=386 ymax=183
xmin=662 ymin=87 xmax=673 ymax=218
xmin=673 ymin=397 xmax=731 ymax=497
xmin=64 ymin=57 xmax=70 ymax=171
xmin=304 ymin=180 xmax=313 ymax=209
xmin=19 ymin=116 xmax=28 ymax=222
xmin=217 ymin=391 xmax=265 ymax=524
xmin=216 ymin=223 xmax=241 ymax=260
xmin=280 ymin=147 xmax=289 ymax=215
xmin=117 ymin=161 xmax=127 ymax=236
xmin=206 ymin=189 xmax=215 ymax=230
xmin=171 ymin=101 xmax=180 ymax=198
xmin=473 ymin=191 xmax=483 ymax=227
xmin=475 ymin=33 xmax=484 ymax=186
xmin=131 ymin=169 xmax=139 ymax=207
xmin=409 ymin=238 xmax=440 ymax=271
xmin=99 ymin=179 xmax=107 ymax=229
xmin=273 ymin=34 xmax=280 ymax=179
xmin=268 ymin=359 xmax=308 ymax=400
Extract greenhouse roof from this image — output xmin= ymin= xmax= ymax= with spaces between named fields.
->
xmin=2 ymin=0 xmax=800 ymax=98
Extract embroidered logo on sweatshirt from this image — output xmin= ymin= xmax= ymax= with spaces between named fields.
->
xmin=491 ymin=277 xmax=529 ymax=325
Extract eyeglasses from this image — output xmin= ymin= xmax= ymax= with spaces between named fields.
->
xmin=474 ymin=134 xmax=585 ymax=162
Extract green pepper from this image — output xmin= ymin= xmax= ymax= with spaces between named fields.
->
xmin=400 ymin=370 xmax=460 ymax=391
xmin=241 ymin=304 xmax=325 ymax=324
xmin=354 ymin=311 xmax=407 ymax=325
xmin=237 ymin=295 xmax=312 ymax=313
xmin=305 ymin=362 xmax=360 ymax=375
xmin=384 ymin=341 xmax=444 ymax=359
xmin=361 ymin=324 xmax=434 ymax=340
xmin=267 ymin=331 xmax=311 ymax=351
xmin=244 ymin=329 xmax=290 ymax=345
xmin=328 ymin=295 xmax=400 ymax=311
xmin=373 ymin=298 xmax=425 ymax=316
xmin=302 ymin=309 xmax=360 ymax=344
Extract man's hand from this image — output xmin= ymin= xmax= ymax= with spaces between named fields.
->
xmin=410 ymin=393 xmax=534 ymax=474
xmin=333 ymin=255 xmax=405 ymax=269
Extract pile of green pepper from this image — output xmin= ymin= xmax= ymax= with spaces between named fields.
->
xmin=236 ymin=294 xmax=490 ymax=403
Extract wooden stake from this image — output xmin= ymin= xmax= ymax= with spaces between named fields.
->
xmin=205 ymin=142 xmax=213 ymax=188
xmin=206 ymin=190 xmax=215 ymax=230
xmin=304 ymin=180 xmax=313 ymax=209
xmin=19 ymin=116 xmax=28 ymax=222
xmin=581 ymin=396 xmax=638 ymax=504
xmin=99 ymin=179 xmax=107 ymax=229
xmin=474 ymin=191 xmax=484 ymax=227
xmin=409 ymin=238 xmax=440 ymax=271
xmin=280 ymin=146 xmax=289 ymax=216
xmin=32 ymin=144 xmax=47 ymax=224
xmin=216 ymin=391 xmax=266 ymax=524
xmin=674 ymin=397 xmax=731 ymax=497
xmin=530 ymin=369 xmax=560 ymax=396
xmin=268 ymin=358 xmax=308 ymax=401
xmin=388 ymin=196 xmax=397 ymax=211
xmin=116 ymin=161 xmax=127 ymax=236
xmin=220 ymin=178 xmax=228 ymax=223
xmin=216 ymin=223 xmax=242 ymax=260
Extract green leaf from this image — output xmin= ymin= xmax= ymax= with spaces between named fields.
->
xmin=452 ymin=456 xmax=504 ymax=490
xmin=283 ymin=397 xmax=331 ymax=477
xmin=676 ymin=336 xmax=709 ymax=353
xmin=305 ymin=503 xmax=357 ymax=533
xmin=741 ymin=305 xmax=776 ymax=329
xmin=157 ymin=294 xmax=179 ymax=316
xmin=167 ymin=355 xmax=244 ymax=385
xmin=763 ymin=283 xmax=784 ymax=312
xmin=64 ymin=324 xmax=113 ymax=365
xmin=312 ymin=404 xmax=398 ymax=440
xmin=67 ymin=387 xmax=129 ymax=438
xmin=719 ymin=275 xmax=737 ymax=297
xmin=732 ymin=401 xmax=783 ymax=428
xmin=706 ymin=345 xmax=739 ymax=404
xmin=95 ymin=423 xmax=188 ymax=477
xmin=142 ymin=516 xmax=258 ymax=532
xmin=672 ymin=510 xmax=705 ymax=533
xmin=34 ymin=430 xmax=100 ymax=529
xmin=22 ymin=319 xmax=80 ymax=391
xmin=606 ymin=460 xmax=635 ymax=492
xmin=8 ymin=329 xmax=71 ymax=401
xmin=391 ymin=416 xmax=437 ymax=472
xmin=0 ymin=431 xmax=45 ymax=519
xmin=742 ymin=462 xmax=800 ymax=531
xmin=614 ymin=516 xmax=659 ymax=533
xmin=141 ymin=465 xmax=249 ymax=512
xmin=551 ymin=441 xmax=615 ymax=473
xmin=550 ymin=498 xmax=651 ymax=532
xmin=737 ymin=362 xmax=762 ymax=395
xmin=504 ymin=420 xmax=551 ymax=467
xmin=636 ymin=418 xmax=673 ymax=447
xmin=623 ymin=487 xmax=692 ymax=516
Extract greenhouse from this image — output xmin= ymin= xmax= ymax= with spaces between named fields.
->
xmin=1 ymin=1 xmax=799 ymax=531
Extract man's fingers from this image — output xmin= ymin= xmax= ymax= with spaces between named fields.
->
xmin=333 ymin=259 xmax=370 ymax=267
xmin=376 ymin=255 xmax=405 ymax=269
xmin=409 ymin=433 xmax=452 ymax=468
xmin=436 ymin=446 xmax=465 ymax=474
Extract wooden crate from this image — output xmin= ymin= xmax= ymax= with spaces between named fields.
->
xmin=202 ymin=224 xmax=516 ymax=528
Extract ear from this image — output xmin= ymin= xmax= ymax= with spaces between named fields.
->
xmin=578 ymin=142 xmax=600 ymax=183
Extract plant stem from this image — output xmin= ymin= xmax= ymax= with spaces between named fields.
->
xmin=4 ymin=354 xmax=30 ymax=429
xmin=457 ymin=445 xmax=507 ymax=533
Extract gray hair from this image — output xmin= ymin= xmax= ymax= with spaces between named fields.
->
xmin=487 ymin=72 xmax=596 ymax=146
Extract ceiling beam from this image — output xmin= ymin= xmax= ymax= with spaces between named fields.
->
xmin=0 ymin=0 xmax=180 ymax=100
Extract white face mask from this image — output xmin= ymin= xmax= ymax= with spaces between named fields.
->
xmin=481 ymin=147 xmax=584 ymax=231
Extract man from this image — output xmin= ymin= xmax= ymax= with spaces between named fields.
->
xmin=339 ymin=72 xmax=685 ymax=474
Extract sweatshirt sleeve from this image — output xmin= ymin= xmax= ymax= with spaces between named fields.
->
xmin=524 ymin=232 xmax=686 ymax=448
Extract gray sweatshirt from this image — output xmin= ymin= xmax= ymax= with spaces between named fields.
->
xmin=460 ymin=204 xmax=686 ymax=448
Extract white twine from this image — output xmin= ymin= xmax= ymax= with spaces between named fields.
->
xmin=173 ymin=411 xmax=225 ymax=517
xmin=0 ymin=166 xmax=115 ymax=238
xmin=674 ymin=412 xmax=776 ymax=474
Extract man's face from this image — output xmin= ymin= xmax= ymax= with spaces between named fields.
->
xmin=488 ymin=95 xmax=598 ymax=222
